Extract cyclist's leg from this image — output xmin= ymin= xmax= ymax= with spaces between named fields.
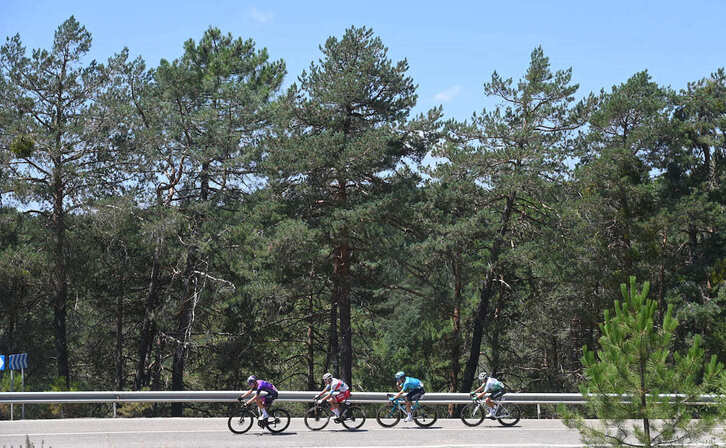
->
xmin=328 ymin=392 xmax=340 ymax=415
xmin=265 ymin=390 xmax=278 ymax=409
xmin=256 ymin=391 xmax=271 ymax=419
xmin=404 ymin=394 xmax=412 ymax=414
xmin=405 ymin=388 xmax=424 ymax=417
xmin=488 ymin=390 xmax=505 ymax=415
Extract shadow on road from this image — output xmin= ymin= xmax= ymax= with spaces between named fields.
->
xmin=254 ymin=432 xmax=299 ymax=436
xmin=327 ymin=429 xmax=369 ymax=433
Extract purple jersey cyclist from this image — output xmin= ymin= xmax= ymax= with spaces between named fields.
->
xmin=238 ymin=375 xmax=279 ymax=422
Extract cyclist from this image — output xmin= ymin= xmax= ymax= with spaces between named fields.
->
xmin=472 ymin=371 xmax=505 ymax=418
xmin=238 ymin=375 xmax=278 ymax=424
xmin=316 ymin=372 xmax=351 ymax=423
xmin=389 ymin=371 xmax=425 ymax=422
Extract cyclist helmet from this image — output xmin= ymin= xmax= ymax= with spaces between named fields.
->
xmin=478 ymin=371 xmax=488 ymax=382
xmin=322 ymin=372 xmax=333 ymax=383
xmin=246 ymin=375 xmax=257 ymax=385
xmin=395 ymin=371 xmax=405 ymax=382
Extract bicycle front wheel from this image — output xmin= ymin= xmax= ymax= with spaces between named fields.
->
xmin=496 ymin=404 xmax=521 ymax=427
xmin=266 ymin=408 xmax=291 ymax=433
xmin=460 ymin=402 xmax=485 ymax=427
xmin=341 ymin=406 xmax=366 ymax=430
xmin=227 ymin=409 xmax=255 ymax=434
xmin=413 ymin=404 xmax=437 ymax=427
xmin=375 ymin=405 xmax=403 ymax=427
xmin=304 ymin=406 xmax=331 ymax=431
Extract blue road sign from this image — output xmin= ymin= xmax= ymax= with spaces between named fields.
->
xmin=0 ymin=355 xmax=5 ymax=371
xmin=8 ymin=353 xmax=28 ymax=370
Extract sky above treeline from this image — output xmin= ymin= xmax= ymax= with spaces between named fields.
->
xmin=2 ymin=0 xmax=725 ymax=121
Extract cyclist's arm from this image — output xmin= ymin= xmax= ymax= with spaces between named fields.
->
xmin=472 ymin=384 xmax=484 ymax=393
xmin=391 ymin=384 xmax=407 ymax=400
xmin=243 ymin=388 xmax=260 ymax=405
xmin=239 ymin=387 xmax=254 ymax=399
xmin=317 ymin=384 xmax=333 ymax=401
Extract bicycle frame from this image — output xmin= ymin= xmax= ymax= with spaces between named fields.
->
xmin=464 ymin=395 xmax=520 ymax=427
xmin=471 ymin=396 xmax=505 ymax=415
xmin=387 ymin=396 xmax=420 ymax=414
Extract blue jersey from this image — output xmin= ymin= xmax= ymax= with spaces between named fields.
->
xmin=401 ymin=376 xmax=423 ymax=392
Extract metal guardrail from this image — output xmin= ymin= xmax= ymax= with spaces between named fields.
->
xmin=0 ymin=391 xmax=719 ymax=420
xmin=0 ymin=391 xmax=595 ymax=405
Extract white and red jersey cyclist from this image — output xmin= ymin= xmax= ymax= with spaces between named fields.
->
xmin=322 ymin=374 xmax=350 ymax=403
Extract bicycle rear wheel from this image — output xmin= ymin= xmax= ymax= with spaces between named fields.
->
xmin=413 ymin=404 xmax=437 ymax=427
xmin=375 ymin=405 xmax=403 ymax=427
xmin=460 ymin=402 xmax=485 ymax=427
xmin=496 ymin=404 xmax=520 ymax=427
xmin=227 ymin=408 xmax=255 ymax=434
xmin=304 ymin=405 xmax=330 ymax=430
xmin=341 ymin=405 xmax=366 ymax=430
xmin=266 ymin=408 xmax=291 ymax=433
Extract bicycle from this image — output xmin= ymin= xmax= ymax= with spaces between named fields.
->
xmin=460 ymin=392 xmax=520 ymax=427
xmin=227 ymin=402 xmax=291 ymax=434
xmin=376 ymin=393 xmax=437 ymax=428
xmin=304 ymin=393 xmax=366 ymax=430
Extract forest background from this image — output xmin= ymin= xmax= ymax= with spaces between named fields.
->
xmin=1 ymin=3 xmax=725 ymax=419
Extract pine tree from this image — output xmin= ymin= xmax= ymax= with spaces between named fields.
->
xmin=448 ymin=47 xmax=593 ymax=392
xmin=563 ymin=276 xmax=725 ymax=447
xmin=0 ymin=17 xmax=113 ymax=388
xmin=264 ymin=26 xmax=438 ymax=386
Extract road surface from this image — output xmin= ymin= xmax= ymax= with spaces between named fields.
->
xmin=0 ymin=418 xmax=723 ymax=447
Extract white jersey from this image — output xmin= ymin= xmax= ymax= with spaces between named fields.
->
xmin=483 ymin=377 xmax=504 ymax=393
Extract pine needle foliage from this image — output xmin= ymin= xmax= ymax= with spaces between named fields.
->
xmin=563 ymin=276 xmax=726 ymax=447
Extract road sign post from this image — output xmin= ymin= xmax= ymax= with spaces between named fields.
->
xmin=10 ymin=369 xmax=13 ymax=420
xmin=21 ymin=367 xmax=25 ymax=419
xmin=7 ymin=353 xmax=29 ymax=420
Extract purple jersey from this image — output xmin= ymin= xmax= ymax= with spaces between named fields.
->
xmin=256 ymin=380 xmax=277 ymax=394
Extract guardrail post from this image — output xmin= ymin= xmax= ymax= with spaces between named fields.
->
xmin=537 ymin=403 xmax=541 ymax=419
xmin=113 ymin=402 xmax=117 ymax=418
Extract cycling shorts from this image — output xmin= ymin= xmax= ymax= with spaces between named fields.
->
xmin=489 ymin=389 xmax=505 ymax=400
xmin=257 ymin=389 xmax=278 ymax=406
xmin=405 ymin=387 xmax=425 ymax=402
xmin=332 ymin=389 xmax=351 ymax=403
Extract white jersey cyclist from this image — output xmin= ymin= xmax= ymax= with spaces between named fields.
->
xmin=473 ymin=371 xmax=505 ymax=418
xmin=326 ymin=377 xmax=350 ymax=396
xmin=318 ymin=372 xmax=351 ymax=421
xmin=482 ymin=376 xmax=504 ymax=394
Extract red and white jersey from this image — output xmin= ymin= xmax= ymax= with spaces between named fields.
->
xmin=329 ymin=378 xmax=349 ymax=393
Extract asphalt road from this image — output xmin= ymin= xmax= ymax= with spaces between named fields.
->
xmin=0 ymin=418 xmax=723 ymax=448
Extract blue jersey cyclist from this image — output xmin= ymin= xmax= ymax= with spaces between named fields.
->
xmin=390 ymin=371 xmax=425 ymax=422
xmin=238 ymin=375 xmax=278 ymax=423
xmin=471 ymin=371 xmax=505 ymax=418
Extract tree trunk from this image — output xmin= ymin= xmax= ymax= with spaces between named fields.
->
xmin=460 ymin=192 xmax=515 ymax=393
xmin=52 ymin=166 xmax=70 ymax=389
xmin=134 ymin=240 xmax=162 ymax=390
xmin=171 ymin=248 xmax=199 ymax=417
xmin=151 ymin=334 xmax=164 ymax=416
xmin=640 ymin=347 xmax=651 ymax=446
xmin=335 ymin=242 xmax=353 ymax=386
xmin=326 ymin=297 xmax=339 ymax=378
xmin=490 ymin=281 xmax=505 ymax=377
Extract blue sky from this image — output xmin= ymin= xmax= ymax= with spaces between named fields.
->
xmin=2 ymin=0 xmax=725 ymax=121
